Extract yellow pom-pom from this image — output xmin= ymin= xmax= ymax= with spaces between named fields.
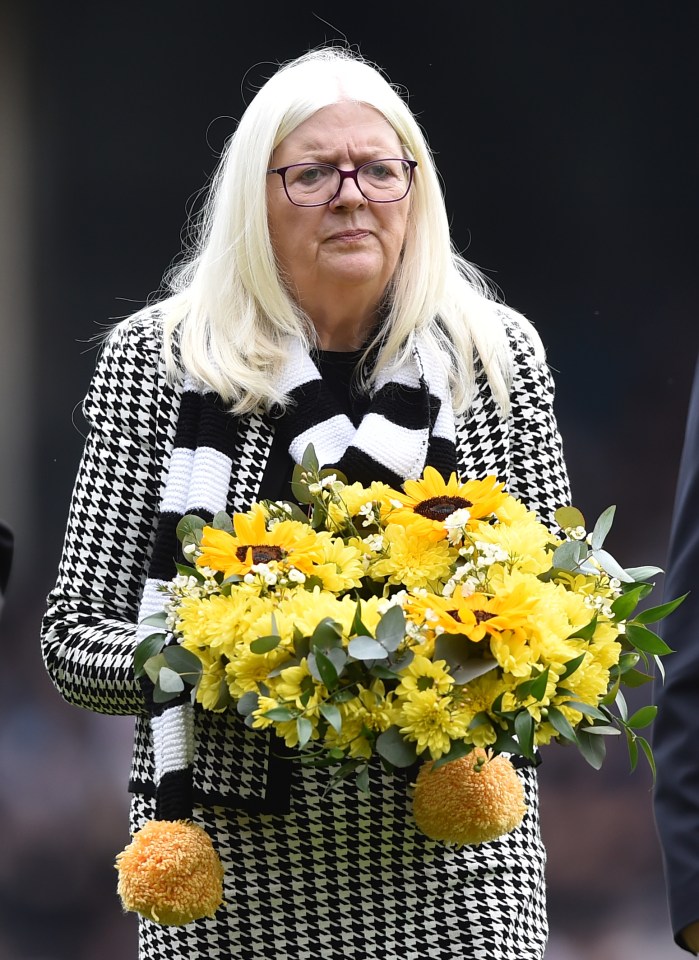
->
xmin=115 ymin=819 xmax=224 ymax=926
xmin=412 ymin=749 xmax=527 ymax=846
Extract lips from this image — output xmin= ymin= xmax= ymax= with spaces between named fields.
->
xmin=327 ymin=229 xmax=371 ymax=241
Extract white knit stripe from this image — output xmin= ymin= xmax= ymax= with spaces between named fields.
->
xmin=352 ymin=414 xmax=430 ymax=479
xmin=186 ymin=446 xmax=234 ymax=513
xmin=151 ymin=704 xmax=195 ymax=782
xmin=135 ymin=579 xmax=170 ymax=642
xmin=160 ymin=446 xmax=195 ymax=513
xmin=433 ymin=402 xmax=457 ymax=442
xmin=276 ymin=338 xmax=322 ymax=394
xmin=289 ymin=414 xmax=356 ymax=466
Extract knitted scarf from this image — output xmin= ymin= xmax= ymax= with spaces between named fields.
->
xmin=135 ymin=333 xmax=458 ymax=822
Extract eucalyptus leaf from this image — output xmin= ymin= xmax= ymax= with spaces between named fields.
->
xmin=158 ymin=666 xmax=185 ymax=694
xmin=591 ymin=505 xmax=616 ymax=551
xmin=153 ymin=684 xmax=181 ymax=704
xmin=301 ymin=443 xmax=320 ymax=473
xmin=351 ymin=602 xmax=371 ymax=638
xmin=319 ymin=703 xmax=343 ymax=733
xmin=176 ymin=514 xmax=206 ymax=543
xmin=451 ymin=657 xmax=499 ymax=685
xmin=309 ymin=649 xmax=339 ymax=690
xmin=263 ymin=706 xmax=295 ymax=722
xmin=250 ymin=635 xmax=282 ymax=654
xmin=348 ymin=636 xmax=388 ymax=660
xmin=375 ymin=726 xmax=419 ymax=768
xmin=212 ymin=510 xmax=234 ymax=533
xmin=144 ymin=653 xmax=167 ymax=685
xmin=296 ymin=717 xmax=313 ymax=748
xmin=162 ymin=645 xmax=203 ymax=681
xmin=237 ymin=691 xmax=260 ymax=716
xmin=310 ymin=618 xmax=344 ymax=649
xmin=375 ymin=605 xmax=407 ymax=653
xmin=551 ymin=540 xmax=588 ymax=572
xmin=134 ymin=633 xmax=168 ymax=678
xmin=140 ymin=611 xmax=168 ymax=629
xmin=290 ymin=480 xmax=313 ymax=505
xmin=593 ymin=548 xmax=635 ymax=583
xmin=555 ymin=506 xmax=585 ymax=531
xmin=625 ymin=565 xmax=663 ymax=582
xmin=356 ymin=764 xmax=370 ymax=794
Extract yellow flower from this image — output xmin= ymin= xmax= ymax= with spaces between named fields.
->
xmin=196 ymin=509 xmax=324 ymax=578
xmin=324 ymin=681 xmax=397 ymax=759
xmin=473 ymin=511 xmax=554 ymax=575
xmin=398 ymin=688 xmax=470 ymax=759
xmin=195 ymin=659 xmax=228 ymax=712
xmin=328 ymin=481 xmax=396 ymax=529
xmin=395 ymin=654 xmax=453 ymax=698
xmin=313 ymin=535 xmax=366 ymax=592
xmin=369 ymin=523 xmax=453 ymax=590
xmin=388 ymin=466 xmax=508 ymax=541
xmin=224 ymin=646 xmax=291 ymax=699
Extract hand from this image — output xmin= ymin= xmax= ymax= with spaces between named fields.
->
xmin=681 ymin=921 xmax=699 ymax=954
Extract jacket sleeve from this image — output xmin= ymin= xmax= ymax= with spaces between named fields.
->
xmin=40 ymin=312 xmax=180 ymax=715
xmin=503 ymin=313 xmax=571 ymax=530
xmin=652 ymin=355 xmax=699 ymax=950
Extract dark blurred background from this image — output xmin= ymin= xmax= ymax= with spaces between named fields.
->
xmin=1 ymin=2 xmax=697 ymax=957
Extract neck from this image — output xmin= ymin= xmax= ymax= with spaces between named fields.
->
xmin=305 ymin=294 xmax=382 ymax=351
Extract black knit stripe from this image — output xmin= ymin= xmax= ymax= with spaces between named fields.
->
xmin=368 ymin=382 xmax=432 ymax=430
xmin=156 ymin=767 xmax=194 ymax=820
xmin=335 ymin=446 xmax=405 ymax=488
xmin=273 ymin=379 xmax=338 ymax=445
xmin=425 ymin=435 xmax=459 ymax=480
xmin=149 ymin=511 xmax=185 ymax=581
xmin=173 ymin=388 xmax=202 ymax=449
xmin=199 ymin=390 xmax=241 ymax=459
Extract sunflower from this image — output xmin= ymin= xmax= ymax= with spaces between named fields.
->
xmin=196 ymin=509 xmax=325 ymax=578
xmin=388 ymin=467 xmax=508 ymax=541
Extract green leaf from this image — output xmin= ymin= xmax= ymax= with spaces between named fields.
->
xmin=591 ymin=505 xmax=616 ymax=551
xmin=375 ymin=605 xmax=406 ymax=653
xmin=250 ymin=634 xmax=282 ymax=654
xmin=619 ymin=667 xmax=654 ymax=688
xmin=212 ymin=510 xmax=234 ymax=533
xmin=351 ymin=601 xmax=371 ymax=639
xmin=375 ymin=726 xmax=419 ymax=768
xmin=592 ymin=548 xmax=635 ymax=583
xmin=626 ymin=704 xmax=657 ymax=729
xmin=582 ymin=724 xmax=621 ymax=736
xmin=432 ymin=739 xmax=473 ymax=770
xmin=356 ymin=764 xmax=370 ymax=794
xmin=140 ymin=611 xmax=168 ymax=629
xmin=552 ymin=540 xmax=589 ymax=571
xmin=348 ymin=636 xmax=388 ymax=660
xmin=576 ymin=728 xmax=607 ymax=769
xmin=236 ymin=691 xmax=259 ymax=716
xmin=176 ymin=514 xmax=206 ymax=543
xmin=263 ymin=706 xmax=295 ymax=721
xmin=555 ymin=506 xmax=585 ymax=530
xmin=514 ymin=710 xmax=535 ymax=758
xmin=162 ymin=645 xmax=203 ymax=680
xmin=434 ymin=634 xmax=497 ymax=684
xmin=611 ymin=586 xmax=648 ymax=621
xmin=293 ymin=717 xmax=311 ymax=748
xmin=567 ymin=618 xmax=598 ymax=641
xmin=134 ymin=633 xmax=168 ymax=678
xmin=560 ymin=700 xmax=607 ymax=722
xmin=301 ymin=444 xmax=320 ymax=473
xmin=559 ymin=653 xmax=587 ymax=681
xmin=634 ymin=593 xmax=689 ymax=624
xmin=310 ymin=618 xmax=344 ymax=649
xmin=626 ymin=729 xmax=639 ymax=772
xmin=144 ymin=653 xmax=167 ymax=684
xmin=625 ymin=623 xmax=673 ymax=656
xmin=309 ymin=648 xmax=340 ymax=689
xmin=637 ymin=736 xmax=656 ymax=782
xmin=153 ymin=683 xmax=181 ymax=704
xmin=515 ymin=667 xmax=550 ymax=702
xmin=319 ymin=703 xmax=343 ymax=733
xmin=174 ymin=562 xmax=204 ymax=580
xmin=547 ymin=706 xmax=577 ymax=743
xmin=625 ymin=565 xmax=663 ymax=582
xmin=158 ymin=666 xmax=185 ymax=694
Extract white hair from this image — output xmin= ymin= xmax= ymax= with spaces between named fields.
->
xmin=138 ymin=45 xmax=545 ymax=415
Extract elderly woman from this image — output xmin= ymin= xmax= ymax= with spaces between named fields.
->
xmin=42 ymin=46 xmax=570 ymax=960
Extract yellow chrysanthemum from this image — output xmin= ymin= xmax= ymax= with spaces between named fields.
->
xmin=313 ymin=535 xmax=366 ymax=592
xmin=327 ymin=480 xmax=396 ymax=529
xmin=195 ymin=659 xmax=229 ymax=712
xmin=224 ymin=646 xmax=292 ymax=699
xmin=369 ymin=523 xmax=453 ymax=591
xmin=177 ymin=592 xmax=270 ymax=653
xmin=325 ymin=681 xmax=397 ymax=758
xmin=398 ymin=688 xmax=470 ymax=759
xmin=196 ymin=510 xmax=325 ymax=578
xmin=387 ymin=467 xmax=508 ymax=541
xmin=473 ymin=511 xmax=554 ymax=575
xmin=395 ymin=654 xmax=453 ymax=698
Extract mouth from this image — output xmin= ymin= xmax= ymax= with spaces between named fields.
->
xmin=327 ymin=229 xmax=372 ymax=242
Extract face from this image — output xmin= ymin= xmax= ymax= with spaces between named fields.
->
xmin=267 ymin=101 xmax=411 ymax=315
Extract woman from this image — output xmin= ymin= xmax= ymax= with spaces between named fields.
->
xmin=41 ymin=46 xmax=570 ymax=960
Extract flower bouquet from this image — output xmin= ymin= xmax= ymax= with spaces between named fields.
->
xmin=117 ymin=445 xmax=684 ymax=923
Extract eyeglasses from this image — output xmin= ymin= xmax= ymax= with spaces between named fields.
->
xmin=267 ymin=158 xmax=417 ymax=206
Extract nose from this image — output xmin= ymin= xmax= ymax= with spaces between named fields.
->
xmin=328 ymin=173 xmax=367 ymax=210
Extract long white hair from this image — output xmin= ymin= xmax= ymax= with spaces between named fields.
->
xmin=142 ymin=45 xmax=544 ymax=415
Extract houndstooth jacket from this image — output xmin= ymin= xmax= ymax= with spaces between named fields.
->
xmin=40 ymin=308 xmax=571 ymax=812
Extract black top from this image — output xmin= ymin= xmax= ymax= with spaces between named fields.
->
xmin=259 ymin=349 xmax=368 ymax=504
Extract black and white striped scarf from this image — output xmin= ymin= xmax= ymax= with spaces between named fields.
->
xmin=137 ymin=332 xmax=457 ymax=822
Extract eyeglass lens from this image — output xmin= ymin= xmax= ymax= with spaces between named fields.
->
xmin=284 ymin=160 xmax=413 ymax=205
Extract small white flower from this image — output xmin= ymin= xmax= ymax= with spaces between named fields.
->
xmin=287 ymin=568 xmax=306 ymax=583
xmin=183 ymin=542 xmax=198 ymax=557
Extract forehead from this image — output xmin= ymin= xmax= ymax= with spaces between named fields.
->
xmin=275 ymin=101 xmax=402 ymax=159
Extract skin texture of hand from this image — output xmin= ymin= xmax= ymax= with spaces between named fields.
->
xmin=681 ymin=921 xmax=699 ymax=954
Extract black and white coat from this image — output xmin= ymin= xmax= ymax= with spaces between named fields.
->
xmin=41 ymin=307 xmax=571 ymax=812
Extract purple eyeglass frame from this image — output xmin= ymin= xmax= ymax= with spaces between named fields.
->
xmin=266 ymin=158 xmax=418 ymax=206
